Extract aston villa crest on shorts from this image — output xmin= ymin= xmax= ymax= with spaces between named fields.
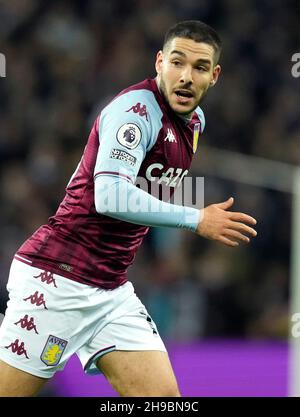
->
xmin=193 ymin=122 xmax=201 ymax=154
xmin=40 ymin=335 xmax=68 ymax=366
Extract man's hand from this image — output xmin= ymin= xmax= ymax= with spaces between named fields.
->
xmin=196 ymin=197 xmax=257 ymax=247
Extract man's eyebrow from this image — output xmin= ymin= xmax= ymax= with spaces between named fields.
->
xmin=195 ymin=58 xmax=212 ymax=66
xmin=170 ymin=50 xmax=212 ymax=65
xmin=170 ymin=50 xmax=186 ymax=57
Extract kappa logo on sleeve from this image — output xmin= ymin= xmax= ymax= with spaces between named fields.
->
xmin=110 ymin=148 xmax=137 ymax=166
xmin=116 ymin=123 xmax=142 ymax=149
xmin=41 ymin=335 xmax=68 ymax=366
xmin=126 ymin=102 xmax=148 ymax=121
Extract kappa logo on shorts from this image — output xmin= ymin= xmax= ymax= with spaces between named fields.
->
xmin=41 ymin=335 xmax=68 ymax=366
xmin=34 ymin=271 xmax=57 ymax=287
xmin=23 ymin=291 xmax=48 ymax=310
xmin=14 ymin=314 xmax=39 ymax=334
xmin=5 ymin=339 xmax=29 ymax=359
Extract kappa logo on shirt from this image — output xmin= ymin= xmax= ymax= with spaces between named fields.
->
xmin=126 ymin=102 xmax=148 ymax=121
xmin=164 ymin=128 xmax=177 ymax=143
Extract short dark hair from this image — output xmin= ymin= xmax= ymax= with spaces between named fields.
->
xmin=163 ymin=20 xmax=222 ymax=63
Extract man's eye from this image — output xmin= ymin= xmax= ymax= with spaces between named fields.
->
xmin=172 ymin=61 xmax=182 ymax=66
xmin=196 ymin=66 xmax=207 ymax=71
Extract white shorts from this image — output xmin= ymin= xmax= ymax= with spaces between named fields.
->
xmin=0 ymin=258 xmax=166 ymax=379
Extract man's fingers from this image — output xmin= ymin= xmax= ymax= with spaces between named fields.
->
xmin=225 ymin=229 xmax=251 ymax=243
xmin=219 ymin=236 xmax=239 ymax=247
xmin=229 ymin=212 xmax=257 ymax=225
xmin=215 ymin=197 xmax=234 ymax=210
xmin=227 ymin=221 xmax=257 ymax=237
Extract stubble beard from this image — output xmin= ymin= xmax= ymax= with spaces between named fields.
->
xmin=157 ymin=74 xmax=205 ymax=116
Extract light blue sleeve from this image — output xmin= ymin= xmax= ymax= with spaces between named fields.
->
xmin=94 ymin=90 xmax=162 ymax=184
xmin=94 ymin=89 xmax=201 ymax=232
xmin=95 ymin=175 xmax=200 ymax=232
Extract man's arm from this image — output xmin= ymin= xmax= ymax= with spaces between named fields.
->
xmin=95 ymin=176 xmax=257 ymax=246
xmin=94 ymin=92 xmax=257 ymax=246
xmin=95 ymin=174 xmax=201 ymax=231
xmin=195 ymin=197 xmax=257 ymax=247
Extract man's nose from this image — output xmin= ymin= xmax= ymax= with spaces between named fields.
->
xmin=180 ymin=66 xmax=193 ymax=84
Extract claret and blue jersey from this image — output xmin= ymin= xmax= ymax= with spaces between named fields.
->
xmin=16 ymin=78 xmax=205 ymax=289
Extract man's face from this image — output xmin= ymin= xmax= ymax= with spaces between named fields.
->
xmin=155 ymin=37 xmax=221 ymax=118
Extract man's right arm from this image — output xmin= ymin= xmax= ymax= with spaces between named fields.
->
xmin=94 ymin=91 xmax=201 ymax=232
xmin=195 ymin=197 xmax=257 ymax=247
xmin=94 ymin=92 xmax=257 ymax=246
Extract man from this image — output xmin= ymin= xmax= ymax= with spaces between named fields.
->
xmin=0 ymin=20 xmax=257 ymax=397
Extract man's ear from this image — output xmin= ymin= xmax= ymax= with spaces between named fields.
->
xmin=155 ymin=50 xmax=163 ymax=75
xmin=210 ymin=64 xmax=221 ymax=86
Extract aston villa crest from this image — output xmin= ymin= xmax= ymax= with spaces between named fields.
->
xmin=41 ymin=335 xmax=68 ymax=366
xmin=193 ymin=123 xmax=201 ymax=154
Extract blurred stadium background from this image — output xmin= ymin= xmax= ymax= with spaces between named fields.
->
xmin=0 ymin=0 xmax=299 ymax=396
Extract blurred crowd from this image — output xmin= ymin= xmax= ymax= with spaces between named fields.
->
xmin=0 ymin=0 xmax=299 ymax=341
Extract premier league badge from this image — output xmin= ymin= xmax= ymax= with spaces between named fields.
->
xmin=117 ymin=123 xmax=142 ymax=150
